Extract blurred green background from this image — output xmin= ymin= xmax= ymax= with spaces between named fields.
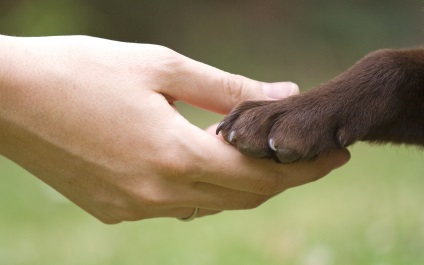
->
xmin=1 ymin=0 xmax=424 ymax=264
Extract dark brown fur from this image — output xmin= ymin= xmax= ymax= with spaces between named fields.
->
xmin=216 ymin=48 xmax=424 ymax=163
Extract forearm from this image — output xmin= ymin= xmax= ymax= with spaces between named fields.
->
xmin=0 ymin=35 xmax=349 ymax=223
xmin=0 ymin=35 xmax=67 ymax=159
xmin=0 ymin=35 xmax=57 ymax=161
xmin=0 ymin=35 xmax=21 ymax=156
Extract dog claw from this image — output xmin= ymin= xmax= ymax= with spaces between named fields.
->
xmin=336 ymin=131 xmax=348 ymax=148
xmin=221 ymin=129 xmax=237 ymax=145
xmin=216 ymin=121 xmax=225 ymax=135
xmin=228 ymin=131 xmax=236 ymax=143
xmin=268 ymin=138 xmax=277 ymax=151
xmin=337 ymin=135 xmax=344 ymax=148
xmin=336 ymin=130 xmax=354 ymax=148
xmin=268 ymin=138 xmax=301 ymax=163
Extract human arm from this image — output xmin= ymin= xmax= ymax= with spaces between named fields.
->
xmin=0 ymin=35 xmax=350 ymax=223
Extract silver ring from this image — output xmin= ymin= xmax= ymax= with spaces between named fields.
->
xmin=178 ymin=207 xmax=199 ymax=222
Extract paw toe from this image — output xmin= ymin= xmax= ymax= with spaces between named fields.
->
xmin=221 ymin=130 xmax=237 ymax=145
xmin=222 ymin=130 xmax=269 ymax=158
xmin=269 ymin=138 xmax=301 ymax=163
xmin=336 ymin=128 xmax=356 ymax=148
xmin=275 ymin=148 xmax=302 ymax=163
xmin=216 ymin=121 xmax=225 ymax=135
xmin=237 ymin=143 xmax=269 ymax=158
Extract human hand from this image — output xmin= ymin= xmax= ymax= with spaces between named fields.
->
xmin=0 ymin=35 xmax=350 ymax=223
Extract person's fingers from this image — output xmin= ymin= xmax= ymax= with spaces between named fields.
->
xmin=102 ymin=206 xmax=222 ymax=222
xmin=140 ymin=207 xmax=222 ymax=220
xmin=207 ymin=149 xmax=349 ymax=195
xmin=180 ymin=182 xmax=271 ymax=210
xmin=189 ymin=126 xmax=350 ymax=195
xmin=204 ymin=122 xmax=350 ymax=190
xmin=148 ymin=151 xmax=349 ymax=214
xmin=271 ymin=150 xmax=351 ymax=189
xmin=136 ymin=183 xmax=271 ymax=218
xmin=140 ymin=180 xmax=268 ymax=212
xmin=156 ymin=54 xmax=299 ymax=114
xmin=176 ymin=208 xmax=222 ymax=219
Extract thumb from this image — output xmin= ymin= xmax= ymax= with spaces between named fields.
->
xmin=157 ymin=53 xmax=299 ymax=114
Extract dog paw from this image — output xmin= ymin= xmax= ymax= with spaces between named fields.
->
xmin=216 ymin=49 xmax=419 ymax=163
xmin=216 ymin=94 xmax=358 ymax=163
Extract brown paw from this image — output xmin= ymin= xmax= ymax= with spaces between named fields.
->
xmin=216 ymin=94 xmax=357 ymax=163
xmin=217 ymin=49 xmax=420 ymax=162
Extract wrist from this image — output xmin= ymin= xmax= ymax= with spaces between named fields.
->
xmin=0 ymin=35 xmax=23 ymax=155
xmin=0 ymin=35 xmax=19 ymax=89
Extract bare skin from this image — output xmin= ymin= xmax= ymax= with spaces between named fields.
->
xmin=0 ymin=35 xmax=350 ymax=224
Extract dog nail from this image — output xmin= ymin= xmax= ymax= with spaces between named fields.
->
xmin=337 ymin=135 xmax=345 ymax=148
xmin=268 ymin=139 xmax=301 ymax=163
xmin=216 ymin=121 xmax=225 ymax=135
xmin=228 ymin=131 xmax=236 ymax=143
xmin=268 ymin=138 xmax=277 ymax=151
xmin=336 ymin=130 xmax=353 ymax=148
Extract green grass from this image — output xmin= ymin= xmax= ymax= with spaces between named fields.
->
xmin=1 ymin=105 xmax=423 ymax=265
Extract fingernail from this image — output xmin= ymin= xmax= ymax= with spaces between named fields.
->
xmin=262 ymin=82 xmax=299 ymax=99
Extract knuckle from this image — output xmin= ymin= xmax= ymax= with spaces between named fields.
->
xmin=156 ymin=47 xmax=182 ymax=67
xmin=136 ymin=45 xmax=183 ymax=81
xmin=109 ymin=199 xmax=147 ymax=221
xmin=111 ymin=193 xmax=165 ymax=221
xmin=157 ymin=154 xmax=196 ymax=179
xmin=134 ymin=188 xmax=170 ymax=208
xmin=154 ymin=144 xmax=199 ymax=179
xmin=222 ymin=74 xmax=247 ymax=104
